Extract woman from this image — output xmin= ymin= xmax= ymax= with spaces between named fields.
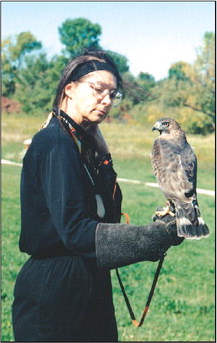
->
xmin=12 ymin=49 xmax=183 ymax=342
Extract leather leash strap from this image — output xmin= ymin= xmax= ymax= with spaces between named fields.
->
xmin=116 ymin=255 xmax=165 ymax=327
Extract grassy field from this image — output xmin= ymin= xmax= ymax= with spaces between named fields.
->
xmin=2 ymin=112 xmax=215 ymax=341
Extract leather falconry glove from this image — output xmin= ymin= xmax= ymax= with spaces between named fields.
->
xmin=95 ymin=214 xmax=184 ymax=270
xmin=152 ymin=206 xmax=185 ymax=246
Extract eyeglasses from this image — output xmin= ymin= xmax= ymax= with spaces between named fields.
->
xmin=79 ymin=81 xmax=123 ymax=107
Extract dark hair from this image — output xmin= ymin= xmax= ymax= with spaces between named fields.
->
xmin=53 ymin=49 xmax=124 ymax=108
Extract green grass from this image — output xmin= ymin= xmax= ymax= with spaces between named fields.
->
xmin=112 ymin=182 xmax=215 ymax=341
xmin=2 ymin=113 xmax=215 ymax=341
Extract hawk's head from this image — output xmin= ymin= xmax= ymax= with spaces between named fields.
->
xmin=152 ymin=118 xmax=181 ymax=135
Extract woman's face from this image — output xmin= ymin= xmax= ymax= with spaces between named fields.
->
xmin=63 ymin=70 xmax=118 ymax=125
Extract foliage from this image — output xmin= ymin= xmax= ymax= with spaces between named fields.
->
xmin=2 ymin=32 xmax=42 ymax=96
xmin=130 ymin=32 xmax=215 ymax=135
xmin=58 ymin=17 xmax=102 ymax=57
xmin=183 ymin=33 xmax=215 ymax=132
xmin=2 ymin=22 xmax=215 ymax=135
xmin=163 ymin=32 xmax=215 ymax=134
xmin=137 ymin=71 xmax=156 ymax=90
xmin=109 ymin=98 xmax=134 ymax=122
xmin=58 ymin=18 xmax=130 ymax=74
xmin=14 ymin=53 xmax=69 ymax=115
xmin=106 ymin=50 xmax=130 ymax=74
xmin=168 ymin=61 xmax=191 ymax=82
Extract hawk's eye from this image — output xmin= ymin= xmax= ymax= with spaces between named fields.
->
xmin=163 ymin=122 xmax=169 ymax=127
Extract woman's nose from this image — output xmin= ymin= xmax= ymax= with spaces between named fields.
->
xmin=101 ymin=92 xmax=112 ymax=106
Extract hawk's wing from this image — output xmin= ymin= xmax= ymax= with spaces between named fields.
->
xmin=151 ymin=131 xmax=208 ymax=239
xmin=151 ymin=137 xmax=197 ymax=203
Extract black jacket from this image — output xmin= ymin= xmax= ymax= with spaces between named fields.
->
xmin=19 ymin=112 xmax=122 ymax=259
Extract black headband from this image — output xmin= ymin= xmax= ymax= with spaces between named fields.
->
xmin=68 ymin=60 xmax=118 ymax=82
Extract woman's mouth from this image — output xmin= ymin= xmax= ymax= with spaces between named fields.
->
xmin=96 ymin=109 xmax=106 ymax=116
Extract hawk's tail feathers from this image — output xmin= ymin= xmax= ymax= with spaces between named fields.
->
xmin=176 ymin=206 xmax=209 ymax=239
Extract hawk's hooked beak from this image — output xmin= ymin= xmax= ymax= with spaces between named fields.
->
xmin=152 ymin=121 xmax=162 ymax=132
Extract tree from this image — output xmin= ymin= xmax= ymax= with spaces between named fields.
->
xmin=168 ymin=62 xmax=191 ymax=82
xmin=160 ymin=32 xmax=215 ymax=134
xmin=2 ymin=32 xmax=42 ymax=97
xmin=106 ymin=51 xmax=129 ymax=74
xmin=137 ymin=72 xmax=155 ymax=91
xmin=58 ymin=18 xmax=101 ymax=57
xmin=58 ymin=18 xmax=130 ymax=73
xmin=161 ymin=63 xmax=192 ymax=108
xmin=183 ymin=32 xmax=215 ymax=126
xmin=14 ymin=53 xmax=68 ymax=114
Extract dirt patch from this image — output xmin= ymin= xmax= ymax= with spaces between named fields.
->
xmin=2 ymin=96 xmax=21 ymax=113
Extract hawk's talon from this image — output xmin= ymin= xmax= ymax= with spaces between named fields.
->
xmin=167 ymin=210 xmax=175 ymax=217
xmin=155 ymin=205 xmax=175 ymax=217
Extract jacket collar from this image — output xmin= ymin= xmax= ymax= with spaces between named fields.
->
xmin=53 ymin=107 xmax=86 ymax=142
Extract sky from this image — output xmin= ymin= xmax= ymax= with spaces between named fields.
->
xmin=2 ymin=1 xmax=215 ymax=80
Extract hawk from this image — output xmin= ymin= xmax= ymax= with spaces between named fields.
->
xmin=151 ymin=117 xmax=209 ymax=239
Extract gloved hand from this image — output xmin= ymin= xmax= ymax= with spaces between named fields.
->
xmin=152 ymin=207 xmax=184 ymax=246
xmin=95 ymin=215 xmax=183 ymax=270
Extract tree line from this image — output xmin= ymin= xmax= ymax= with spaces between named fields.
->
xmin=2 ymin=18 xmax=215 ymax=134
